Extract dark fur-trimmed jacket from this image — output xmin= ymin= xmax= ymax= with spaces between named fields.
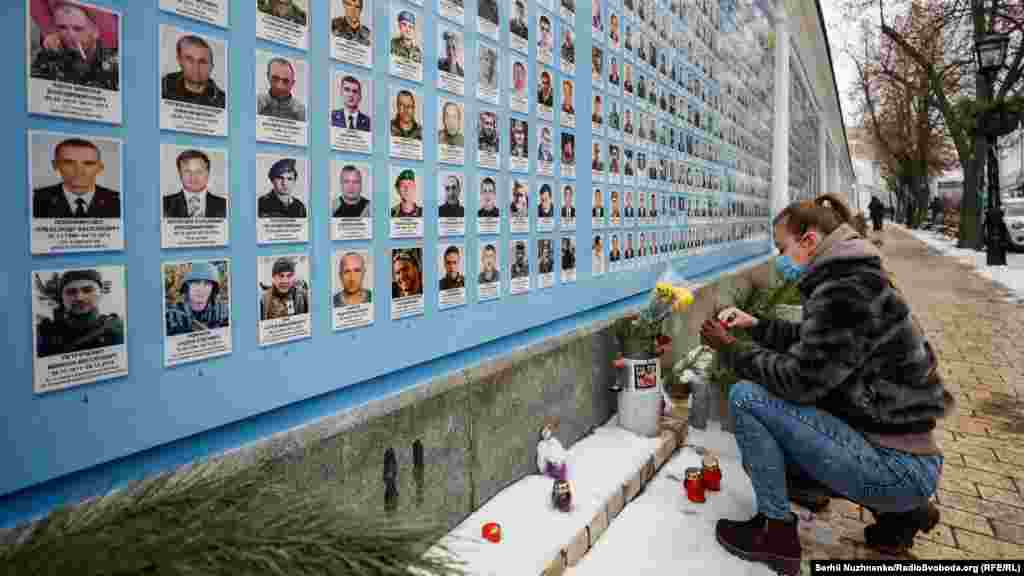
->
xmin=719 ymin=224 xmax=954 ymax=436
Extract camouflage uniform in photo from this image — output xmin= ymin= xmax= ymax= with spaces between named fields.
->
xmin=165 ymin=263 xmax=230 ymax=337
xmin=36 ymin=270 xmax=123 ymax=357
xmin=31 ymin=42 xmax=119 ymax=91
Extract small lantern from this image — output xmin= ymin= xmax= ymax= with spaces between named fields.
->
xmin=684 ymin=467 xmax=706 ymax=503
xmin=482 ymin=522 xmax=502 ymax=543
xmin=702 ymin=454 xmax=722 ymax=491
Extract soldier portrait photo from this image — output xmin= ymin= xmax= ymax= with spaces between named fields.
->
xmin=330 ymin=73 xmax=372 ymax=131
xmin=479 ymin=44 xmax=499 ymax=93
xmin=332 ymin=0 xmax=371 ymax=46
xmin=257 ymin=0 xmax=307 ymax=26
xmin=478 ymin=0 xmax=499 ymax=28
xmin=537 ymin=70 xmax=554 ymax=108
xmin=510 ymin=118 xmax=529 ymax=158
xmin=29 ymin=0 xmax=119 ymax=92
xmin=391 ymin=168 xmax=422 ymax=218
xmin=390 ymin=9 xmax=422 ymax=64
xmin=537 ymin=13 xmax=553 ymax=58
xmin=561 ymin=237 xmax=576 ymax=272
xmin=391 ymin=248 xmax=423 ymax=298
xmin=478 ymin=110 xmax=499 ymax=153
xmin=162 ymin=147 xmax=228 ymax=219
xmin=34 ymin=267 xmax=124 ymax=359
xmin=332 ymin=162 xmax=371 ymax=217
xmin=478 ymin=243 xmax=500 ymax=285
xmin=333 ymin=250 xmax=373 ymax=307
xmin=437 ymin=27 xmax=465 ymax=77
xmin=164 ymin=260 xmax=231 ymax=337
xmin=438 ymin=173 xmax=465 ymax=218
xmin=257 ymin=157 xmax=307 ymax=218
xmin=538 ymin=125 xmax=554 ymax=162
xmin=437 ymin=100 xmax=465 ymax=147
xmin=31 ymin=133 xmax=121 ymax=219
xmin=478 ymin=176 xmax=500 ymax=218
xmin=439 ymin=245 xmax=466 ymax=291
xmin=537 ymin=239 xmax=553 ymax=275
xmin=159 ymin=28 xmax=227 ymax=109
xmin=510 ymin=0 xmax=528 ymax=43
xmin=256 ymin=53 xmax=307 ymax=122
xmin=510 ymin=240 xmax=529 ymax=280
xmin=390 ymin=88 xmax=423 ymax=140
xmin=259 ymin=256 xmax=310 ymax=321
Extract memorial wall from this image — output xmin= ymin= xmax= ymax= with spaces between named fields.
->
xmin=3 ymin=0 xmax=776 ymax=509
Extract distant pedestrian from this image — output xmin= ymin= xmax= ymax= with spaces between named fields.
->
xmin=868 ymin=196 xmax=885 ymax=232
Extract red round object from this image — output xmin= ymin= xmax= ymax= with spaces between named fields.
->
xmin=482 ymin=522 xmax=502 ymax=543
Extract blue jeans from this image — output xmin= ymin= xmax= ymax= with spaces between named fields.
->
xmin=729 ymin=381 xmax=943 ymax=520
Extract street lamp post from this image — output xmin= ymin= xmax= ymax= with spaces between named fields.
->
xmin=975 ymin=32 xmax=1011 ymax=266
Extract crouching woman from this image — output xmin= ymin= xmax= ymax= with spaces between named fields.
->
xmin=699 ymin=199 xmax=954 ymax=575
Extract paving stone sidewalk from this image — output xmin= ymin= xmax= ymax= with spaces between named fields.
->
xmin=800 ymin=225 xmax=1024 ymax=561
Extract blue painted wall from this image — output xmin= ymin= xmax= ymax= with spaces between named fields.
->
xmin=1 ymin=0 xmax=772 ymax=528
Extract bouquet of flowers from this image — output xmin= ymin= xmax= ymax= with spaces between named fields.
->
xmin=613 ymin=281 xmax=695 ymax=359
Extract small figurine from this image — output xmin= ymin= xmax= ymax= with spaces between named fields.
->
xmin=537 ymin=416 xmax=568 ymax=481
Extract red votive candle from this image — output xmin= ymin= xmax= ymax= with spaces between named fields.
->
xmin=684 ymin=467 xmax=706 ymax=503
xmin=702 ymin=455 xmax=722 ymax=491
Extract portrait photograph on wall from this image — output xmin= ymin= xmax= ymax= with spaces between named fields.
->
xmin=437 ymin=99 xmax=466 ymax=165
xmin=436 ymin=25 xmax=465 ymax=95
xmin=255 ymin=51 xmax=308 ymax=146
xmin=560 ymin=78 xmax=576 ymax=128
xmin=439 ymin=0 xmax=464 ymax=25
xmin=560 ymin=0 xmax=575 ymax=22
xmin=257 ymin=0 xmax=309 ymax=50
xmin=560 ymin=236 xmax=577 ymax=283
xmin=27 ymin=0 xmax=122 ymax=124
xmin=330 ymin=160 xmax=372 ymax=240
xmin=509 ymin=0 xmax=528 ymax=53
xmin=437 ymin=171 xmax=466 ymax=236
xmin=476 ymin=174 xmax=500 ymax=234
xmin=255 ymin=154 xmax=309 ymax=244
xmin=560 ymin=182 xmax=577 ymax=229
xmin=476 ymin=109 xmax=500 ymax=170
xmin=477 ymin=241 xmax=500 ymax=301
xmin=477 ymin=42 xmax=500 ymax=105
xmin=536 ymin=12 xmax=553 ymax=66
xmin=559 ymin=25 xmax=575 ymax=75
xmin=29 ymin=131 xmax=124 ymax=255
xmin=536 ymin=237 xmax=554 ymax=289
xmin=477 ymin=0 xmax=498 ymax=41
xmin=509 ymin=118 xmax=529 ymax=172
xmin=592 ymin=234 xmax=605 ymax=276
xmin=389 ymin=86 xmax=424 ymax=160
xmin=330 ymin=71 xmax=373 ymax=153
xmin=31 ymin=265 xmax=127 ymax=394
xmin=257 ymin=254 xmax=312 ymax=347
xmin=389 ymin=5 xmax=423 ymax=83
xmin=537 ymin=68 xmax=554 ymax=122
xmin=158 ymin=25 xmax=228 ymax=136
xmin=560 ymin=132 xmax=576 ymax=179
xmin=536 ymin=181 xmax=554 ymax=232
xmin=509 ymin=177 xmax=529 ymax=234
xmin=160 ymin=0 xmax=228 ymax=27
xmin=508 ymin=239 xmax=530 ymax=295
xmin=537 ymin=123 xmax=554 ymax=176
xmin=438 ymin=243 xmax=467 ymax=309
xmin=592 ymin=186 xmax=605 ymax=229
xmin=332 ymin=248 xmax=374 ymax=331
xmin=162 ymin=259 xmax=232 ymax=367
xmin=389 ymin=165 xmax=424 ymax=238
xmin=391 ymin=246 xmax=424 ymax=319
xmin=510 ymin=57 xmax=528 ymax=114
xmin=331 ymin=0 xmax=372 ymax=66
xmin=160 ymin=144 xmax=229 ymax=249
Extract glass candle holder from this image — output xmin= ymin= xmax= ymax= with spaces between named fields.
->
xmin=684 ymin=466 xmax=706 ymax=503
xmin=702 ymin=454 xmax=722 ymax=491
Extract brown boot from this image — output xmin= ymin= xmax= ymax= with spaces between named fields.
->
xmin=715 ymin=513 xmax=801 ymax=575
xmin=864 ymin=501 xmax=940 ymax=555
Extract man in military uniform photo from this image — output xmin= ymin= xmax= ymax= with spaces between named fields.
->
xmin=334 ymin=164 xmax=370 ymax=218
xmin=392 ymin=249 xmax=423 ymax=298
xmin=257 ymin=57 xmax=306 ymax=122
xmin=258 ymin=158 xmax=307 ymax=218
xmin=561 ymin=238 xmax=576 ymax=271
xmin=609 ymin=234 xmax=622 ymax=262
xmin=538 ymin=71 xmax=554 ymax=107
xmin=36 ymin=269 xmax=123 ymax=358
xmin=391 ymin=89 xmax=423 ymax=140
xmin=260 ymin=257 xmax=310 ymax=321
xmin=537 ymin=184 xmax=554 ymax=218
xmin=478 ymin=111 xmax=499 ymax=153
xmin=332 ymin=0 xmax=371 ymax=46
xmin=390 ymin=10 xmax=422 ymax=63
xmin=391 ymin=169 xmax=423 ymax=218
xmin=511 ymin=241 xmax=529 ymax=279
xmin=260 ymin=0 xmax=307 ymax=25
xmin=439 ymin=246 xmax=466 ymax=291
xmin=33 ymin=137 xmax=120 ymax=219
xmin=538 ymin=240 xmax=553 ymax=274
xmin=437 ymin=31 xmax=465 ymax=77
xmin=331 ymin=75 xmax=371 ymax=131
xmin=478 ymin=178 xmax=499 ymax=218
xmin=161 ymin=34 xmax=226 ymax=108
xmin=510 ymin=119 xmax=529 ymax=158
xmin=31 ymin=2 xmax=118 ymax=91
xmin=334 ymin=252 xmax=372 ymax=307
xmin=560 ymin=29 xmax=575 ymax=65
xmin=165 ymin=262 xmax=230 ymax=337
xmin=478 ymin=244 xmax=499 ymax=284
xmin=439 ymin=175 xmax=465 ymax=218
xmin=537 ymin=126 xmax=554 ymax=162
xmin=438 ymin=102 xmax=465 ymax=147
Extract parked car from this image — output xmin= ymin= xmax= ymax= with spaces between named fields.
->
xmin=1004 ymin=198 xmax=1024 ymax=251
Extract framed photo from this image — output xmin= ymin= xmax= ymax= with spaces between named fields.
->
xmin=162 ymin=259 xmax=232 ymax=367
xmin=332 ymin=248 xmax=374 ymax=330
xmin=257 ymin=254 xmax=312 ymax=346
xmin=158 ymin=25 xmax=228 ymax=136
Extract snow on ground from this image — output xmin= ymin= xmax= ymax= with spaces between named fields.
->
xmin=897 ymin=224 xmax=1024 ymax=303
xmin=567 ymin=422 xmax=777 ymax=576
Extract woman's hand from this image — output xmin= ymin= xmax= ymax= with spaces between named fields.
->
xmin=700 ymin=319 xmax=736 ymax=350
xmin=717 ymin=307 xmax=757 ymax=329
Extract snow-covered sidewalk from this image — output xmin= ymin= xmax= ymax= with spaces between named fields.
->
xmin=893 ymin=224 xmax=1024 ymax=302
